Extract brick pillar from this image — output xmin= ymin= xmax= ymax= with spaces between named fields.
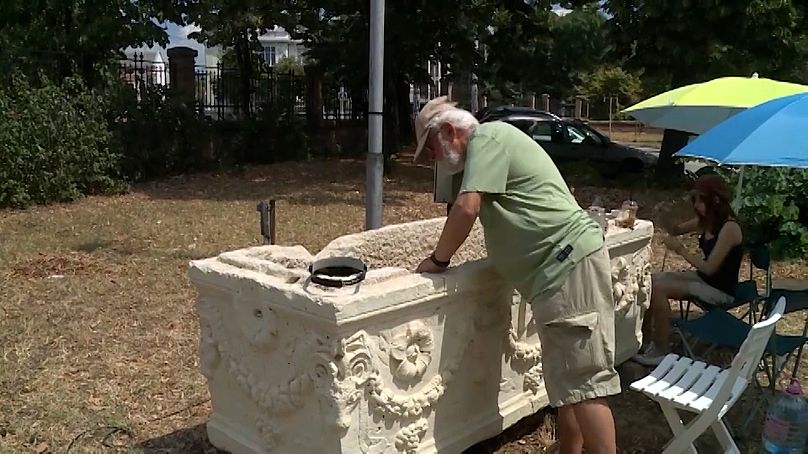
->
xmin=168 ymin=46 xmax=198 ymax=103
xmin=541 ymin=93 xmax=550 ymax=112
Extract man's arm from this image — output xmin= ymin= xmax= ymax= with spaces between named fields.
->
xmin=433 ymin=192 xmax=481 ymax=262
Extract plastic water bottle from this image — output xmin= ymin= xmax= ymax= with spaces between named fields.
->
xmin=761 ymin=378 xmax=808 ymax=453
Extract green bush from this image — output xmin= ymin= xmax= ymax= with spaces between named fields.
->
xmin=728 ymin=167 xmax=808 ymax=260
xmin=233 ymin=102 xmax=310 ymax=164
xmin=0 ymin=73 xmax=125 ymax=208
xmin=111 ymin=84 xmax=310 ymax=181
xmin=110 ymin=83 xmax=219 ymax=181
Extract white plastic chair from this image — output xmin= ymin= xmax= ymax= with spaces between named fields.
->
xmin=630 ymin=296 xmax=787 ymax=454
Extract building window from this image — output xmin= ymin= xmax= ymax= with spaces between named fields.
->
xmin=263 ymin=46 xmax=276 ymax=66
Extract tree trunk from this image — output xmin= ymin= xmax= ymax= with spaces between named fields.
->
xmin=396 ymin=76 xmax=413 ymax=141
xmin=234 ymin=33 xmax=253 ymax=119
xmin=655 ymin=129 xmax=692 ymax=178
xmin=382 ymin=75 xmax=399 ymax=175
xmin=655 ymin=72 xmax=694 ymax=178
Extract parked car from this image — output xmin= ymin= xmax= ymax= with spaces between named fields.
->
xmin=488 ymin=114 xmax=658 ymax=176
xmin=475 ymin=105 xmax=560 ymax=123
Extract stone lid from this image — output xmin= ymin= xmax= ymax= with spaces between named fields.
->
xmin=187 ymin=217 xmax=653 ymax=323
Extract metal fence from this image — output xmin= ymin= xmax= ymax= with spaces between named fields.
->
xmin=118 ymin=54 xmax=363 ymax=121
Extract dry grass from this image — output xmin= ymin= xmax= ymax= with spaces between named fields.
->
xmin=0 ymin=157 xmax=805 ymax=454
xmin=600 ymin=129 xmax=664 ymax=150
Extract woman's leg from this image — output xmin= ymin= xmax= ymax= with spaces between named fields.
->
xmin=636 ymin=273 xmax=692 ymax=365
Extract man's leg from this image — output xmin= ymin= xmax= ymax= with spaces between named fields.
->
xmin=569 ymin=398 xmax=616 ymax=454
xmin=531 ymin=246 xmax=620 ymax=454
xmin=557 ymin=405 xmax=584 ymax=454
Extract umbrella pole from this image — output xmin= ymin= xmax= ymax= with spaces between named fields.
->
xmin=732 ymin=166 xmax=745 ymax=213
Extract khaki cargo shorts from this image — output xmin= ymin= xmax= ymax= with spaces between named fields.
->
xmin=530 ymin=245 xmax=621 ymax=407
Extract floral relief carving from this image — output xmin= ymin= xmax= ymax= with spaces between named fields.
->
xmin=636 ymin=248 xmax=653 ymax=308
xmin=199 ymin=297 xmax=477 ymax=453
xmin=366 ymin=315 xmax=474 ymax=424
xmin=524 ymin=364 xmax=544 ymax=394
xmin=611 ymin=257 xmax=640 ymax=311
xmin=197 ymin=297 xmax=312 ymax=450
xmin=387 ymin=321 xmax=434 ymax=383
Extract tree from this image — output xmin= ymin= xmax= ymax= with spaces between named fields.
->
xmin=274 ymin=56 xmax=305 ymax=77
xmin=185 ymin=0 xmax=293 ymax=118
xmin=287 ymin=0 xmax=490 ymax=156
xmin=603 ymin=0 xmax=808 ymax=175
xmin=546 ymin=3 xmax=611 ymax=99
xmin=575 ymin=66 xmax=643 ymax=116
xmin=288 ymin=0 xmax=570 ymax=146
xmin=0 ymin=0 xmax=183 ymax=86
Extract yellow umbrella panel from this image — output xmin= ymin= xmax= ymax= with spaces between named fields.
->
xmin=622 ymin=75 xmax=808 ymax=134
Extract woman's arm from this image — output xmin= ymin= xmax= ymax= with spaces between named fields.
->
xmin=666 ymin=217 xmax=700 ymax=236
xmin=677 ymin=221 xmax=743 ymax=276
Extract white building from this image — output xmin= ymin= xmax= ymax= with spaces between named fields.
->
xmin=257 ymin=26 xmax=307 ymax=66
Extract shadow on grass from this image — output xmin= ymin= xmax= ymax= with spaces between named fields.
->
xmin=134 ymin=423 xmax=223 ymax=454
xmin=134 ymin=158 xmax=437 ymax=206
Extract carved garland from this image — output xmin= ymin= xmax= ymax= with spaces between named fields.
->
xmin=394 ymin=418 xmax=429 ymax=454
xmin=507 ymin=327 xmax=542 ymax=363
xmin=523 ymin=365 xmax=544 ymax=394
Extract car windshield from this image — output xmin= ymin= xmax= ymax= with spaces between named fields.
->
xmin=566 ymin=123 xmax=604 ymax=145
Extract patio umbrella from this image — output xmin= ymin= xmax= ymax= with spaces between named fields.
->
xmin=673 ymin=91 xmax=808 ymax=168
xmin=623 ymin=74 xmax=808 ymax=134
xmin=674 ymin=91 xmax=808 ymax=380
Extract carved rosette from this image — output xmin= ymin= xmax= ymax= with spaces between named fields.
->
xmin=388 ymin=321 xmax=434 ymax=383
xmin=306 ymin=316 xmax=471 ymax=454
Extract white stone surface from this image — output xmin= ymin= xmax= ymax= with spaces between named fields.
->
xmin=188 ymin=217 xmax=653 ymax=454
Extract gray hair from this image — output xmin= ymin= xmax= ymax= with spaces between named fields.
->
xmin=428 ymin=108 xmax=479 ymax=132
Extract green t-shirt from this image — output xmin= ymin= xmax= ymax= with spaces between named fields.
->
xmin=457 ymin=121 xmax=604 ymax=300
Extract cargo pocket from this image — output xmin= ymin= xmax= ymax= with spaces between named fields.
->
xmin=543 ymin=311 xmax=609 ymax=375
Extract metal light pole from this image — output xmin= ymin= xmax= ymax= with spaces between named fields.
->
xmin=365 ymin=0 xmax=385 ymax=230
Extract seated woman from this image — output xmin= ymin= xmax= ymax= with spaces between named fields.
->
xmin=633 ymin=174 xmax=744 ymax=366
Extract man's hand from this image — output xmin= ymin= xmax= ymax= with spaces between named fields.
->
xmin=415 ymin=256 xmax=448 ymax=274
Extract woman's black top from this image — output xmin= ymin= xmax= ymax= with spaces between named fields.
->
xmin=697 ymin=221 xmax=743 ymax=296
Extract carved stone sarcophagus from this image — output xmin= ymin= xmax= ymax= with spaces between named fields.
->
xmin=188 ymin=217 xmax=653 ymax=453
